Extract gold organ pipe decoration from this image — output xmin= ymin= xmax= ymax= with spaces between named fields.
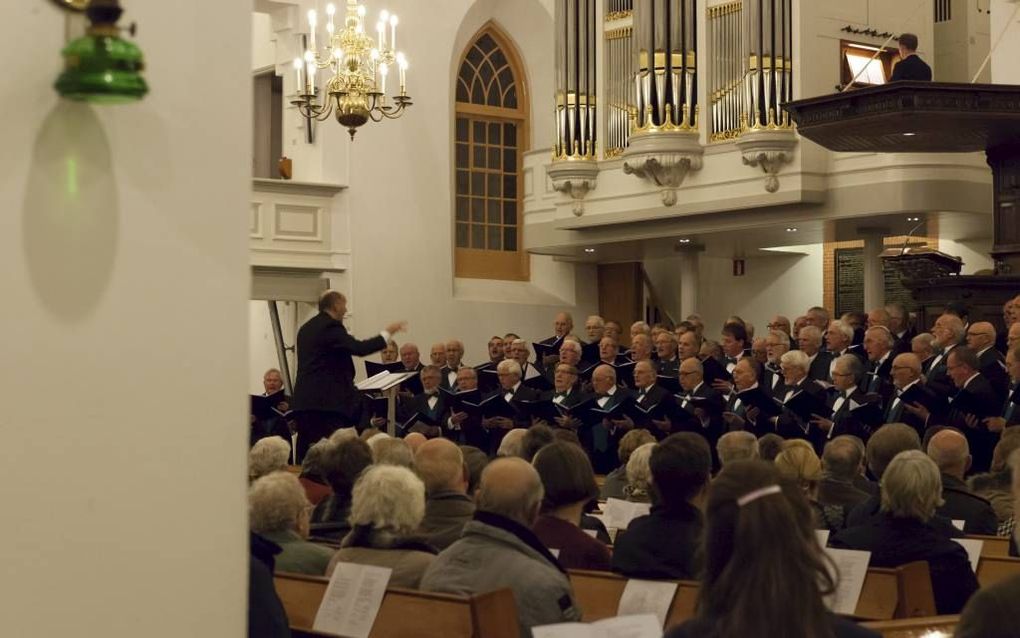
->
xmin=554 ymin=0 xmax=598 ymax=160
xmin=631 ymin=0 xmax=698 ymax=133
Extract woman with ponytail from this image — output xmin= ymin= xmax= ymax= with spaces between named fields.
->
xmin=665 ymin=460 xmax=879 ymax=638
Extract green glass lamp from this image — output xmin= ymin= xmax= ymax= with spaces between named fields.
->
xmin=55 ymin=0 xmax=148 ymax=103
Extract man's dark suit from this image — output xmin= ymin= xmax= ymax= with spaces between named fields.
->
xmin=1000 ymin=383 xmax=1020 ymax=426
xmin=937 ymin=474 xmax=998 ymax=535
xmin=630 ymin=384 xmax=674 ymax=439
xmin=587 ymin=387 xmax=635 ymax=474
xmin=676 ymin=382 xmax=726 ymax=466
xmin=925 ymin=345 xmax=957 ymax=397
xmin=827 ymin=387 xmax=883 ymax=444
xmin=485 ymin=383 xmax=542 ymax=452
xmin=775 ymin=378 xmax=831 ymax=452
xmin=977 ymin=347 xmax=1009 ymax=401
xmin=890 ymin=55 xmax=933 ymax=82
xmin=946 ymin=374 xmax=1001 ymax=473
xmin=762 ymin=363 xmax=785 ymax=397
xmin=808 ymin=351 xmax=834 ymax=383
xmin=884 ymin=380 xmax=946 ymax=439
xmin=401 ymin=390 xmax=449 ymax=438
xmin=291 ymin=312 xmax=386 ymax=460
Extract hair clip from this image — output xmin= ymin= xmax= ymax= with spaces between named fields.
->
xmin=737 ymin=484 xmax=782 ymax=507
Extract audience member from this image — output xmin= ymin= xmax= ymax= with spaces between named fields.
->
xmin=310 ymin=438 xmax=374 ymax=540
xmin=328 ymin=465 xmax=436 ymax=588
xmin=421 ymin=458 xmax=581 ymax=634
xmin=404 ymin=432 xmax=427 ymax=455
xmin=817 ymin=436 xmax=870 ymax=515
xmin=717 ymin=431 xmax=759 ymax=467
xmin=521 ymin=423 xmax=556 ymax=462
xmin=845 ymin=423 xmax=921 ymax=527
xmin=926 ymin=429 xmax=998 ymax=534
xmin=665 ymin=460 xmax=879 ymax=638
xmin=297 ymin=438 xmax=332 ymax=506
xmin=757 ymin=433 xmax=785 ymax=462
xmin=613 ymin=433 xmax=709 ymax=580
xmin=415 ymin=439 xmax=475 ymax=550
xmin=968 ymin=429 xmax=1020 ymax=523
xmin=248 ymin=531 xmax=291 ymax=638
xmin=497 ymin=428 xmax=528 ymax=458
xmin=624 ymin=442 xmax=655 ymax=503
xmin=831 ymin=451 xmax=979 ymax=614
xmin=531 ymin=442 xmax=612 ymax=571
xmin=372 ymin=436 xmax=415 ymax=468
xmin=249 ymin=471 xmax=334 ymax=575
xmin=601 ymin=430 xmax=656 ymax=500
xmin=249 ymin=436 xmax=291 ymax=482
xmin=459 ymin=445 xmax=489 ymax=496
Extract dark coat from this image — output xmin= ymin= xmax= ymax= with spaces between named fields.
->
xmin=954 ymin=574 xmax=1020 ymax=638
xmin=831 ymin=514 xmax=978 ymax=614
xmin=884 ymin=381 xmax=947 ymax=439
xmin=827 ymin=387 xmax=883 ymax=443
xmin=291 ymin=312 xmax=386 ymax=418
xmin=611 ymin=502 xmax=703 ymax=580
xmin=937 ymin=474 xmax=999 ymax=535
xmin=978 ymin=347 xmax=1009 ymax=401
xmin=946 ymin=374 xmax=1001 ymax=473
xmin=419 ymin=491 xmax=475 ymax=551
xmin=249 ymin=533 xmax=292 ymax=638
xmin=890 ymin=54 xmax=933 ymax=82
xmin=533 ymin=515 xmax=612 ymax=572
xmin=817 ymin=477 xmax=870 ymax=511
xmin=808 ymin=351 xmax=834 ymax=383
xmin=925 ymin=346 xmax=957 ymax=397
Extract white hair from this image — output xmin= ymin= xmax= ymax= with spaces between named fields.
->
xmin=831 ymin=320 xmax=854 ymax=343
xmin=626 ymin=443 xmax=656 ymax=496
xmin=586 ymin=315 xmax=605 ymax=327
xmin=372 ymin=437 xmax=415 ymax=468
xmin=497 ymin=358 xmax=522 ymax=377
xmin=497 ymin=428 xmax=528 ymax=457
xmin=780 ymin=349 xmax=809 ymax=373
xmin=366 ymin=432 xmax=390 ymax=448
xmin=249 ymin=436 xmax=291 ymax=481
xmin=717 ymin=431 xmax=760 ymax=466
xmin=881 ymin=450 xmax=944 ymax=521
xmin=328 ymin=427 xmax=359 ymax=446
xmin=249 ymin=471 xmax=309 ymax=535
xmin=867 ymin=326 xmax=894 ymax=348
xmin=348 ymin=465 xmax=426 ymax=535
xmin=560 ymin=340 xmax=582 ymax=354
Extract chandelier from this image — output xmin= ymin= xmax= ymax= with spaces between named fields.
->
xmin=291 ymin=0 xmax=412 ymax=139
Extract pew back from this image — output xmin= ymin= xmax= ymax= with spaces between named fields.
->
xmin=976 ymin=555 xmax=1020 ymax=589
xmin=273 ymin=572 xmax=520 ymax=638
xmin=861 ymin=615 xmax=959 ymax=638
xmin=567 ymin=569 xmax=697 ymax=630
xmin=966 ymin=534 xmax=1009 ymax=558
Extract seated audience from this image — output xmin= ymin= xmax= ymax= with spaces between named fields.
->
xmin=717 ymin=431 xmax=759 ymax=467
xmin=297 ymin=438 xmax=333 ymax=506
xmin=310 ymin=438 xmax=374 ymax=540
xmin=421 ymin=457 xmax=581 ymax=634
xmin=757 ymin=433 xmax=785 ymax=462
xmin=969 ymin=429 xmax=1020 ymax=524
xmin=601 ymin=429 xmax=656 ymax=500
xmin=415 ymin=438 xmax=475 ymax=551
xmin=613 ymin=433 xmax=709 ymax=580
xmin=817 ymin=436 xmax=870 ymax=516
xmin=845 ymin=423 xmax=921 ymax=527
xmin=327 ymin=465 xmax=436 ymax=588
xmin=497 ymin=428 xmax=528 ymax=458
xmin=830 ymin=450 xmax=979 ymax=614
xmin=624 ymin=442 xmax=656 ymax=503
xmin=774 ymin=443 xmax=846 ymax=531
xmin=954 ymin=448 xmax=1020 ymax=638
xmin=521 ymin=423 xmax=556 ymax=462
xmin=249 ymin=471 xmax=334 ymax=575
xmin=665 ymin=460 xmax=879 ymax=638
xmin=371 ymin=436 xmax=415 ymax=468
xmin=404 ymin=432 xmax=427 ymax=455
xmin=927 ymin=428 xmax=998 ymax=534
xmin=249 ymin=436 xmax=291 ymax=482
xmin=531 ymin=442 xmax=612 ymax=571
xmin=248 ymin=531 xmax=291 ymax=638
xmin=459 ymin=445 xmax=489 ymax=496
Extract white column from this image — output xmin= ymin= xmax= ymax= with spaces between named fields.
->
xmin=862 ymin=234 xmax=885 ymax=311
xmin=3 ymin=2 xmax=249 ymax=636
xmin=679 ymin=249 xmax=700 ymax=321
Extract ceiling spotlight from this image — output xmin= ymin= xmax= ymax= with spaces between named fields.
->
xmin=902 ymin=132 xmax=916 ymax=137
xmin=584 ymin=248 xmax=595 ymax=254
xmin=906 ymin=216 xmax=921 ymax=222
xmin=677 ymin=238 xmax=691 ymax=244
xmin=785 ymin=227 xmax=798 ymax=232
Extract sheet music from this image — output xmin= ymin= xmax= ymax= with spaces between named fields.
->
xmin=583 ymin=529 xmax=598 ymax=539
xmin=356 ymin=370 xmax=417 ymax=391
xmin=823 ymin=548 xmax=871 ymax=616
xmin=532 ymin=614 xmax=662 ymax=638
xmin=815 ymin=529 xmax=830 ymax=548
xmin=602 ymin=498 xmax=651 ymax=530
xmin=550 ymin=548 xmax=561 ymax=558
xmin=951 ymin=519 xmax=965 ymax=531
xmin=355 ymin=371 xmax=390 ymax=391
xmin=618 ymin=580 xmax=677 ymax=628
xmin=953 ymin=538 xmax=983 ymax=572
xmin=313 ymin=563 xmax=393 ymax=638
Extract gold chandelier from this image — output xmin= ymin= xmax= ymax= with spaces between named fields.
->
xmin=291 ymin=0 xmax=412 ymax=139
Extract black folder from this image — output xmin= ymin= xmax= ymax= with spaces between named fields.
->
xmin=250 ymin=390 xmax=287 ymax=419
xmin=782 ymin=390 xmax=832 ymax=422
xmin=656 ymin=374 xmax=682 ymax=394
xmin=734 ymin=387 xmax=783 ymax=418
xmin=365 ymin=360 xmax=404 ymax=377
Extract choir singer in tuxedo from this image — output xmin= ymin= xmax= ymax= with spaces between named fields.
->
xmin=290 ymin=291 xmax=406 ymax=461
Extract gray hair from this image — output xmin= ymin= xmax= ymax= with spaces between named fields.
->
xmin=249 ymin=436 xmax=291 ymax=481
xmin=348 ymin=464 xmax=426 ymax=535
xmin=301 ymin=438 xmax=334 ymax=479
xmin=328 ymin=427 xmax=359 ymax=446
xmin=823 ymin=436 xmax=864 ymax=481
xmin=834 ymin=353 xmax=865 ymax=385
xmin=249 ymin=471 xmax=309 ymax=535
xmin=912 ymin=332 xmax=935 ymax=351
xmin=780 ymin=349 xmax=809 ymax=373
xmin=372 ymin=437 xmax=415 ymax=468
xmin=626 ymin=442 xmax=656 ymax=497
xmin=926 ymin=429 xmax=970 ymax=473
xmin=497 ymin=428 xmax=528 ymax=457
xmin=866 ymin=326 xmax=895 ymax=349
xmin=560 ymin=340 xmax=582 ymax=355
xmin=497 ymin=358 xmax=522 ymax=378
xmin=831 ymin=320 xmax=854 ymax=343
xmin=717 ymin=431 xmax=759 ymax=466
xmin=880 ymin=450 xmax=944 ymax=521
xmin=586 ymin=315 xmax=605 ymax=328
xmin=798 ymin=325 xmax=823 ymax=347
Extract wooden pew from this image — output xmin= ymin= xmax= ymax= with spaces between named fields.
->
xmin=568 ymin=569 xmax=697 ymax=630
xmin=568 ymin=562 xmax=935 ymax=627
xmin=273 ymin=572 xmax=520 ymax=638
xmin=976 ymin=555 xmax=1020 ymax=588
xmin=966 ymin=534 xmax=1010 ymax=558
xmin=862 ymin=615 xmax=959 ymax=638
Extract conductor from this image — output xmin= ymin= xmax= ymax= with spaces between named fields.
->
xmin=290 ymin=290 xmax=407 ymax=461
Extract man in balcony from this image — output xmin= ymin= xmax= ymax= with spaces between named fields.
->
xmin=890 ymin=33 xmax=932 ymax=82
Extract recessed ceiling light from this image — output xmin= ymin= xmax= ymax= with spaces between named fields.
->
xmin=902 ymin=132 xmax=916 ymax=137
xmin=906 ymin=216 xmax=921 ymax=222
xmin=785 ymin=227 xmax=798 ymax=232
xmin=678 ymin=238 xmax=691 ymax=244
xmin=584 ymin=248 xmax=595 ymax=253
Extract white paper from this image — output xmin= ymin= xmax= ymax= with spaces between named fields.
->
xmin=532 ymin=614 xmax=662 ymax=638
xmin=355 ymin=370 xmax=416 ymax=391
xmin=951 ymin=519 xmax=966 ymax=531
xmin=617 ymin=580 xmax=677 ymax=628
xmin=953 ymin=538 xmax=983 ymax=572
xmin=823 ymin=548 xmax=871 ymax=616
xmin=313 ymin=562 xmax=393 ymax=638
xmin=602 ymin=498 xmax=651 ymax=530
xmin=550 ymin=548 xmax=561 ymax=558
xmin=584 ymin=529 xmax=598 ymax=539
xmin=815 ymin=529 xmax=830 ymax=548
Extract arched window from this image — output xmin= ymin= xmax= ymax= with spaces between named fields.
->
xmin=454 ymin=25 xmax=529 ymax=281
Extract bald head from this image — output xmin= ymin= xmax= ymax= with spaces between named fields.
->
xmin=414 ymin=438 xmax=467 ymax=495
xmin=927 ymin=429 xmax=971 ymax=480
xmin=476 ymin=457 xmax=544 ymax=526
xmin=965 ymin=321 xmax=996 ymax=352
xmin=404 ymin=432 xmax=427 ymax=454
xmin=497 ymin=428 xmax=528 ymax=458
xmin=891 ymin=352 xmax=922 ymax=389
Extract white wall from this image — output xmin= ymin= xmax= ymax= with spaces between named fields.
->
xmin=257 ymin=0 xmax=597 ymax=368
xmin=939 ymin=236 xmax=995 ymax=274
xmin=991 ymin=0 xmax=1020 ymax=83
xmin=1 ymin=3 xmax=249 ymax=636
